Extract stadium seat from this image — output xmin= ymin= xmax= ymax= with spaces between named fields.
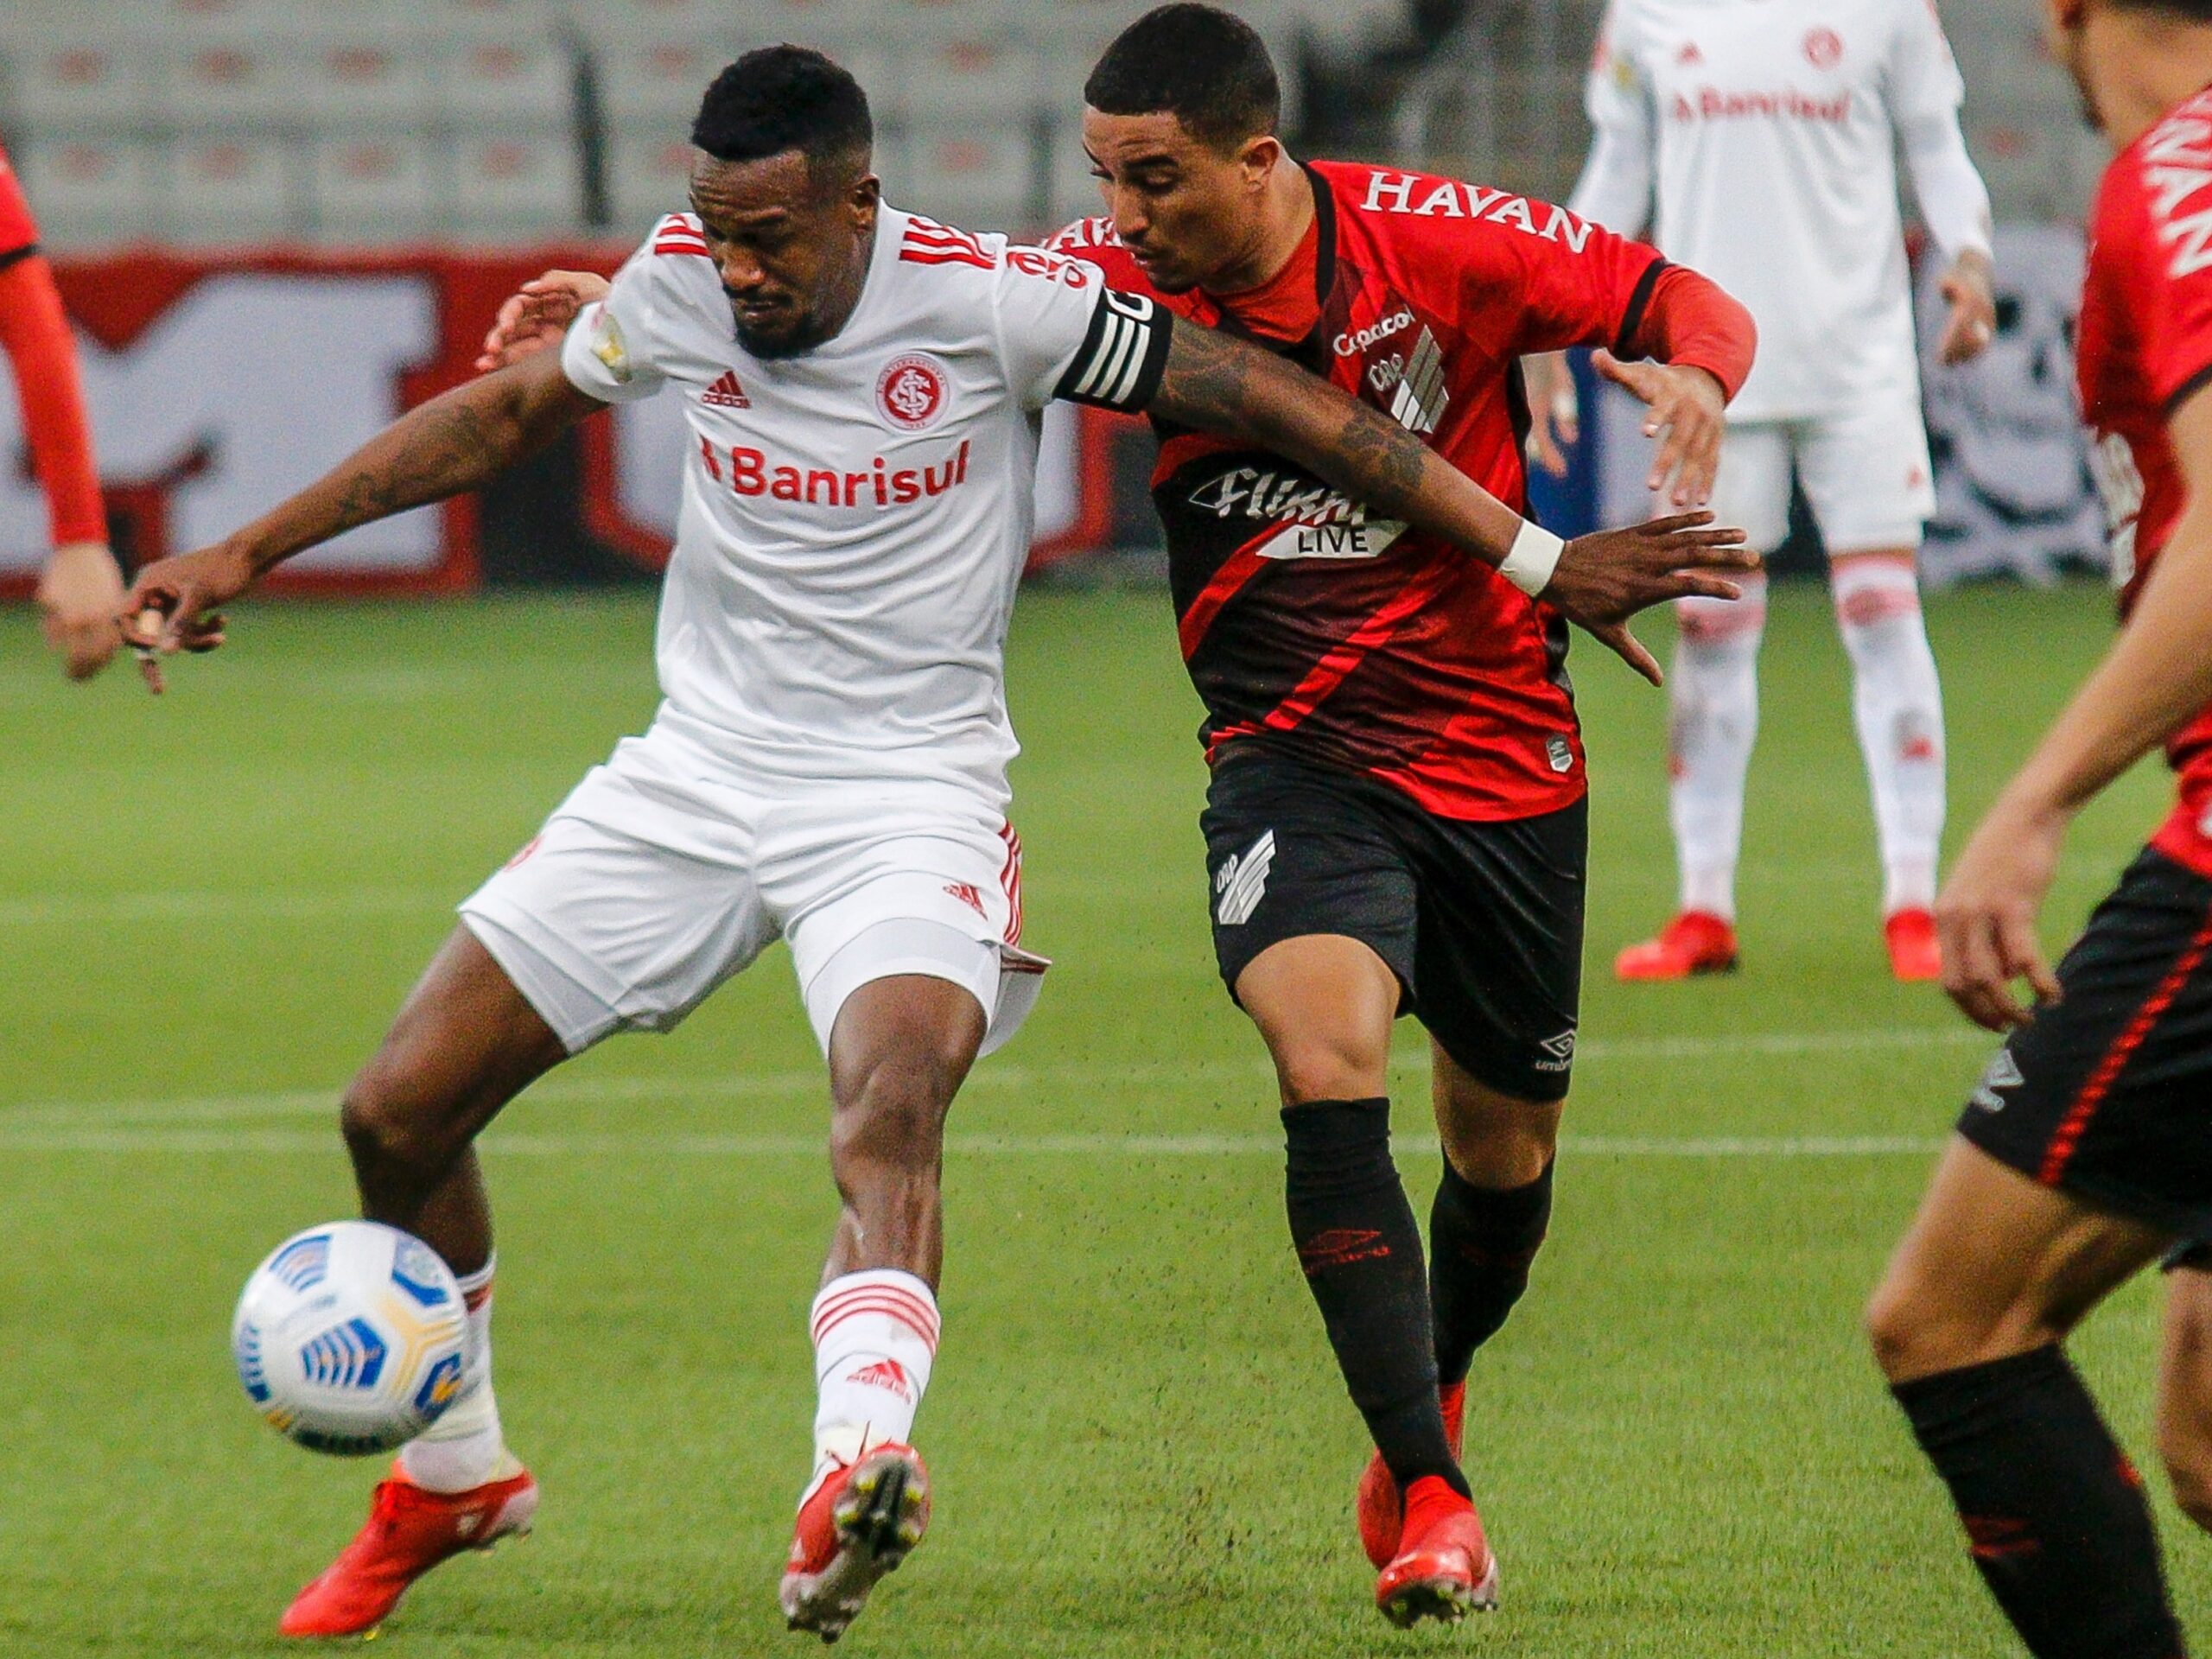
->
xmin=410 ymin=0 xmax=567 ymax=45
xmin=14 ymin=136 xmax=158 ymax=247
xmin=434 ymin=37 xmax=576 ymax=129
xmin=604 ymin=130 xmax=696 ymax=238
xmin=310 ymin=134 xmax=440 ymax=244
xmin=599 ymin=37 xmax=728 ymax=130
xmin=450 ymin=130 xmax=584 ymax=240
xmin=893 ymin=38 xmax=1044 ymax=124
xmin=163 ymin=39 xmax=309 ymax=131
xmin=8 ymin=35 xmax=156 ymax=137
xmin=888 ymin=122 xmax=1038 ymax=234
xmin=168 ymin=134 xmax=300 ymax=244
xmin=299 ymin=39 xmax=438 ymax=131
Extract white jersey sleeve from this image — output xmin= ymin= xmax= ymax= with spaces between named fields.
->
xmin=986 ymin=246 xmax=1174 ymax=414
xmin=1573 ymin=3 xmax=1656 ymax=238
xmin=560 ymin=219 xmax=696 ymax=405
xmin=1886 ymin=3 xmax=1993 ymax=264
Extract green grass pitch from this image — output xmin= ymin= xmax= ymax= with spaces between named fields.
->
xmin=0 ymin=582 xmax=2202 ymax=1656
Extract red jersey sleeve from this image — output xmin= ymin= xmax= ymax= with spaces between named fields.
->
xmin=0 ymin=143 xmax=41 ymax=259
xmin=0 ymin=254 xmax=107 ymax=546
xmin=1446 ymin=196 xmax=1665 ymax=360
xmin=1623 ymin=264 xmax=1757 ymax=404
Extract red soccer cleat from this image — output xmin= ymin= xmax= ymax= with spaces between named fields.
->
xmin=1356 ymin=1380 xmax=1466 ymax=1567
xmin=1375 ymin=1476 xmax=1500 ymax=1628
xmin=779 ymin=1443 xmax=931 ymax=1643
xmin=1885 ymin=907 xmax=1942 ymax=982
xmin=1614 ymin=911 xmax=1740 ymax=981
xmin=278 ymin=1465 xmax=537 ymax=1638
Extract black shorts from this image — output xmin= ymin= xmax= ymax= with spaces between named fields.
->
xmin=1958 ymin=847 xmax=2212 ymax=1238
xmin=1199 ymin=745 xmax=1586 ymax=1103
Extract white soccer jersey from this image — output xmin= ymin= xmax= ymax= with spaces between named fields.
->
xmin=560 ymin=207 xmax=1172 ymax=805
xmin=1580 ymin=0 xmax=1986 ymax=422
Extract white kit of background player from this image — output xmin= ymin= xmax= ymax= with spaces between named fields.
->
xmin=1545 ymin=0 xmax=1997 ymax=981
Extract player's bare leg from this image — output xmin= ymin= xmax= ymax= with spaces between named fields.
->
xmin=283 ymin=927 xmax=568 ymax=1637
xmin=2156 ymin=1262 xmax=2212 ymax=1535
xmin=1238 ymin=936 xmax=1495 ymax=1625
xmin=1866 ymin=1138 xmax=2184 ymax=1656
xmin=1358 ymin=1044 xmax=1557 ymax=1574
xmin=1828 ymin=547 xmax=1946 ymax=981
xmin=781 ymin=974 xmax=983 ymax=1643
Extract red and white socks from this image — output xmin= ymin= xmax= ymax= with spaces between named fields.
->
xmin=805 ymin=1269 xmax=939 ymax=1498
xmin=1669 ymin=581 xmax=1767 ymax=921
xmin=398 ymin=1255 xmax=516 ymax=1493
xmin=1832 ymin=556 xmax=1946 ymax=917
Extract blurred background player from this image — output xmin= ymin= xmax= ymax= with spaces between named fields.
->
xmin=1533 ymin=0 xmax=1999 ymax=982
xmin=0 ymin=138 xmax=120 ymax=678
xmin=123 ymin=42 xmax=1735 ymax=1644
xmin=1864 ymin=1 xmax=2212 ymax=1654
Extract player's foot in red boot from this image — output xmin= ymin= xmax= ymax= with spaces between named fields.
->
xmin=278 ymin=1464 xmax=537 ymax=1637
xmin=1885 ymin=907 xmax=1941 ymax=982
xmin=1614 ymin=911 xmax=1739 ymax=981
xmin=1375 ymin=1476 xmax=1500 ymax=1628
xmin=1356 ymin=1380 xmax=1466 ymax=1567
xmin=780 ymin=1443 xmax=930 ymax=1643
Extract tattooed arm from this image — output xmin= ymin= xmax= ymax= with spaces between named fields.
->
xmin=118 ymin=349 xmax=603 ymax=686
xmin=1140 ymin=314 xmax=1759 ymax=684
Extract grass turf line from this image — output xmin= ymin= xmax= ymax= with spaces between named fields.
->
xmin=0 ymin=582 xmax=2200 ymax=1656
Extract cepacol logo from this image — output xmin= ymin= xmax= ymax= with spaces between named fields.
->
xmin=698 ymin=436 xmax=972 ymax=509
xmin=1335 ymin=308 xmax=1415 ymax=357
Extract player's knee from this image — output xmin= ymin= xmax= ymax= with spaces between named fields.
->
xmin=1863 ymin=1274 xmax=1950 ymax=1382
xmin=1440 ymin=1116 xmax=1554 ymax=1188
xmin=831 ymin=1044 xmax=961 ymax=1173
xmin=1272 ymin=1033 xmax=1389 ymax=1107
xmin=339 ymin=1065 xmax=461 ymax=1181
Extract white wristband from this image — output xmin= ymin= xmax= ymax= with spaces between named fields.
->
xmin=1498 ymin=519 xmax=1565 ymax=597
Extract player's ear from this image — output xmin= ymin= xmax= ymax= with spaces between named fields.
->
xmin=846 ymin=168 xmax=881 ymax=228
xmin=1236 ymin=134 xmax=1284 ymax=188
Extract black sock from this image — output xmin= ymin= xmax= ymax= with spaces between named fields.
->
xmin=1892 ymin=1346 xmax=2185 ymax=1659
xmin=1281 ymin=1098 xmax=1467 ymax=1497
xmin=1428 ymin=1155 xmax=1553 ymax=1387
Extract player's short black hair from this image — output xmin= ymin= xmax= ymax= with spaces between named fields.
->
xmin=691 ymin=45 xmax=872 ymax=183
xmin=1083 ymin=3 xmax=1281 ymax=151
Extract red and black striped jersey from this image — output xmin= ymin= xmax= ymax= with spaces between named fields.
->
xmin=1049 ymin=158 xmax=1751 ymax=821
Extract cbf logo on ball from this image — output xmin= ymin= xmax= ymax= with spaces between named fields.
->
xmin=876 ymin=354 xmax=950 ymax=432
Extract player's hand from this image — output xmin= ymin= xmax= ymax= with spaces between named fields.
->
xmin=1546 ymin=510 xmax=1759 ymax=685
xmin=1937 ymin=250 xmax=1997 ymax=367
xmin=1592 ymin=351 xmax=1726 ymax=508
xmin=35 ymin=539 xmax=127 ymax=681
xmin=116 ymin=542 xmax=251 ymax=695
xmin=474 ymin=270 xmax=611 ymax=372
xmin=1522 ymin=352 xmax=1579 ymax=480
xmin=1935 ymin=795 xmax=2066 ymax=1032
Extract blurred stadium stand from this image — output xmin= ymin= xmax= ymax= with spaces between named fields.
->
xmin=0 ymin=0 xmax=2101 ymax=249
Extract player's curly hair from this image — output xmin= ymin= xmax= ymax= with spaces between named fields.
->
xmin=1084 ymin=3 xmax=1281 ymax=152
xmin=692 ymin=46 xmax=872 ymax=181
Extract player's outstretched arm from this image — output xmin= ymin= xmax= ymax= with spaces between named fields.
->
xmin=119 ymin=348 xmax=605 ymax=691
xmin=1937 ymin=388 xmax=2212 ymax=1031
xmin=1141 ymin=314 xmax=1759 ymax=684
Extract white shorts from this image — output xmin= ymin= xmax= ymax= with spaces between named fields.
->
xmin=457 ymin=715 xmax=1046 ymax=1058
xmin=1707 ymin=395 xmax=1937 ymax=556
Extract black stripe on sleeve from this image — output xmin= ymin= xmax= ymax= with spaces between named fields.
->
xmin=1611 ymin=257 xmax=1668 ymax=358
xmin=0 ymin=241 xmax=41 ymax=275
xmin=1053 ymin=289 xmax=1174 ymax=411
xmin=2165 ymin=359 xmax=2212 ymax=418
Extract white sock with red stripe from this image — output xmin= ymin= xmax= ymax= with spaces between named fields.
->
xmin=1833 ymin=558 xmax=1946 ymax=915
xmin=806 ymin=1269 xmax=939 ymax=1498
xmin=1669 ymin=581 xmax=1767 ymax=921
xmin=398 ymin=1256 xmax=513 ymax=1493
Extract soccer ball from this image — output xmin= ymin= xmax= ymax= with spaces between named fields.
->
xmin=232 ymin=1221 xmax=468 ymax=1456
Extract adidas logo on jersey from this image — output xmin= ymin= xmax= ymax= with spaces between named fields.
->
xmin=702 ymin=370 xmax=750 ymax=409
xmin=1214 ymin=830 xmax=1275 ymax=926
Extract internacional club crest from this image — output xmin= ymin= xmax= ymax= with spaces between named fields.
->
xmin=1802 ymin=26 xmax=1843 ymax=67
xmin=876 ymin=353 xmax=950 ymax=432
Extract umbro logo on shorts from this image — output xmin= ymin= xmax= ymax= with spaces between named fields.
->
xmin=1215 ymin=830 xmax=1275 ymax=926
xmin=1971 ymin=1049 xmax=2024 ymax=1112
xmin=1535 ymin=1028 xmax=1578 ymax=1071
